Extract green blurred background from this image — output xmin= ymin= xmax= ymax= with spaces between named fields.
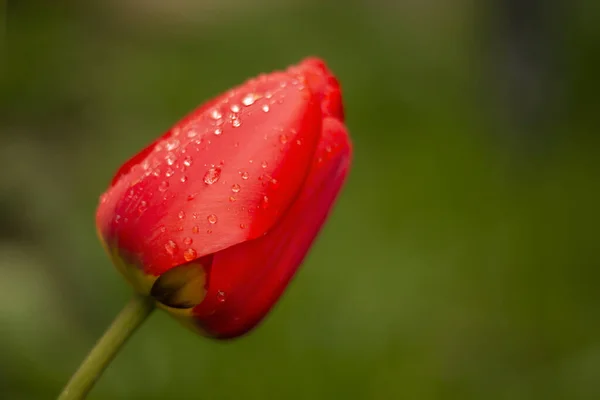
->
xmin=1 ymin=0 xmax=599 ymax=399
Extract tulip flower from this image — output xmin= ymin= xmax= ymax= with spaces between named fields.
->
xmin=60 ymin=58 xmax=351 ymax=400
xmin=96 ymin=57 xmax=351 ymax=338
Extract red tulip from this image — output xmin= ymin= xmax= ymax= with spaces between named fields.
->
xmin=96 ymin=58 xmax=352 ymax=339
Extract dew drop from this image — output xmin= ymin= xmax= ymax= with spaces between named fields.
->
xmin=207 ymin=229 xmax=213 ymax=234
xmin=279 ymin=134 xmax=288 ymax=144
xmin=232 ymin=118 xmax=241 ymax=128
xmin=261 ymin=161 xmax=268 ymax=169
xmin=183 ymin=156 xmax=192 ymax=167
xmin=158 ymin=181 xmax=169 ymax=192
xmin=180 ymin=175 xmax=188 ymax=183
xmin=216 ymin=290 xmax=226 ymax=302
xmin=210 ymin=109 xmax=222 ymax=119
xmin=229 ymin=196 xmax=236 ymax=202
xmin=183 ymin=237 xmax=193 ymax=245
xmin=240 ymin=171 xmax=249 ymax=180
xmin=203 ymin=168 xmax=221 ymax=185
xmin=230 ymin=104 xmax=241 ymax=113
xmin=159 ymin=225 xmax=167 ymax=233
xmin=183 ymin=248 xmax=197 ymax=261
xmin=178 ymin=211 xmax=186 ymax=219
xmin=262 ymin=195 xmax=269 ymax=208
xmin=207 ymin=214 xmax=218 ymax=224
xmin=240 ymin=223 xmax=246 ymax=229
xmin=138 ymin=200 xmax=148 ymax=213
xmin=231 ymin=183 xmax=241 ymax=193
xmin=214 ymin=128 xmax=222 ymax=136
xmin=166 ymin=153 xmax=176 ymax=166
xmin=187 ymin=129 xmax=198 ymax=138
xmin=262 ymin=104 xmax=270 ymax=113
xmin=242 ymin=94 xmax=256 ymax=106
xmin=165 ymin=168 xmax=175 ymax=178
xmin=165 ymin=240 xmax=178 ymax=255
xmin=192 ymin=225 xmax=200 ymax=234
xmin=153 ymin=169 xmax=161 ymax=177
xmin=166 ymin=139 xmax=180 ymax=151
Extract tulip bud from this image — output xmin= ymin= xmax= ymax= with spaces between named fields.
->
xmin=96 ymin=58 xmax=352 ymax=338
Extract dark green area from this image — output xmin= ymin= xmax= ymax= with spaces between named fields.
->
xmin=1 ymin=1 xmax=599 ymax=399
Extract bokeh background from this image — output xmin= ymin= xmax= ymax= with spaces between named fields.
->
xmin=1 ymin=0 xmax=599 ymax=399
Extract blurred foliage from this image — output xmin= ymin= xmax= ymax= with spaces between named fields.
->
xmin=1 ymin=0 xmax=599 ymax=399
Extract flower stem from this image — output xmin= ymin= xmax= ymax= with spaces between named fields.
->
xmin=58 ymin=294 xmax=155 ymax=400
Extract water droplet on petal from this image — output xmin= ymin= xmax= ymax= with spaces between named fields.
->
xmin=240 ymin=223 xmax=246 ymax=229
xmin=240 ymin=171 xmax=249 ymax=180
xmin=165 ymin=240 xmax=178 ymax=255
xmin=203 ymin=168 xmax=221 ymax=185
xmin=166 ymin=139 xmax=180 ymax=151
xmin=232 ymin=118 xmax=241 ymax=128
xmin=180 ymin=176 xmax=188 ymax=183
xmin=231 ymin=184 xmax=240 ymax=193
xmin=158 ymin=181 xmax=169 ymax=191
xmin=165 ymin=168 xmax=175 ymax=177
xmin=160 ymin=225 xmax=167 ymax=233
xmin=166 ymin=153 xmax=176 ymax=166
xmin=138 ymin=200 xmax=148 ymax=213
xmin=262 ymin=104 xmax=270 ymax=113
xmin=183 ymin=248 xmax=197 ymax=261
xmin=230 ymin=104 xmax=241 ymax=113
xmin=214 ymin=128 xmax=222 ymax=135
xmin=183 ymin=237 xmax=193 ymax=245
xmin=192 ymin=225 xmax=200 ymax=234
xmin=261 ymin=161 xmax=268 ymax=169
xmin=207 ymin=214 xmax=218 ymax=224
xmin=229 ymin=196 xmax=236 ymax=202
xmin=187 ymin=129 xmax=198 ymax=138
xmin=242 ymin=94 xmax=256 ymax=106
xmin=183 ymin=156 xmax=192 ymax=167
xmin=217 ymin=290 xmax=226 ymax=302
xmin=210 ymin=109 xmax=222 ymax=119
xmin=279 ymin=134 xmax=288 ymax=144
xmin=207 ymin=229 xmax=212 ymax=234
xmin=178 ymin=211 xmax=186 ymax=219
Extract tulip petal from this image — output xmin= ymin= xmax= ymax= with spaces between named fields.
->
xmin=188 ymin=116 xmax=352 ymax=338
xmin=97 ymin=63 xmax=343 ymax=277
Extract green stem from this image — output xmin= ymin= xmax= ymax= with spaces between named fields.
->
xmin=58 ymin=294 xmax=155 ymax=400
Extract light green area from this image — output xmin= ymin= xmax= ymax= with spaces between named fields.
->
xmin=1 ymin=1 xmax=599 ymax=399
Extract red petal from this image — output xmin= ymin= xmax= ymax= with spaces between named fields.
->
xmin=97 ymin=58 xmax=341 ymax=278
xmin=190 ymin=116 xmax=352 ymax=338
